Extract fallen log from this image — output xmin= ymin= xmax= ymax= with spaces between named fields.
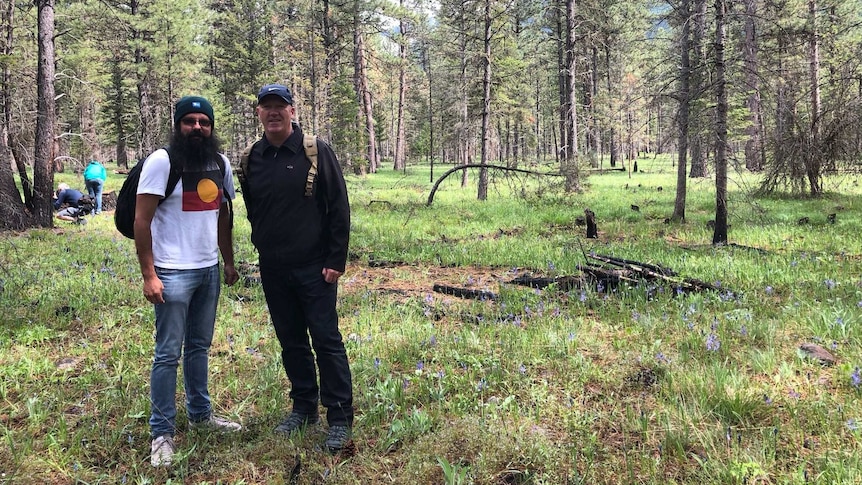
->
xmin=432 ymin=284 xmax=498 ymax=300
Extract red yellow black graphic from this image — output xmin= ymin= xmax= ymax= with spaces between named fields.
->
xmin=182 ymin=169 xmax=223 ymax=211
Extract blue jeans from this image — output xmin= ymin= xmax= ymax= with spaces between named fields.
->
xmin=85 ymin=178 xmax=104 ymax=213
xmin=149 ymin=264 xmax=220 ymax=438
xmin=259 ymin=260 xmax=354 ymax=427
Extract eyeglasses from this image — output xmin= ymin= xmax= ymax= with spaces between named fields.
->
xmin=181 ymin=117 xmax=212 ymax=128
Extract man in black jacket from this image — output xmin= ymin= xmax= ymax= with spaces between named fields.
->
xmin=241 ymin=83 xmax=353 ymax=453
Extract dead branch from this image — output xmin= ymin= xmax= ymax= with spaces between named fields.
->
xmin=426 ymin=164 xmax=563 ymax=206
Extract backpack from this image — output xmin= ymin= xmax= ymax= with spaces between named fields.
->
xmin=77 ymin=195 xmax=95 ymax=216
xmin=236 ymin=133 xmax=318 ymax=219
xmin=114 ymin=148 xmax=229 ymax=239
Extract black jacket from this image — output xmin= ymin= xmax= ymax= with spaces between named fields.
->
xmin=243 ymin=125 xmax=350 ymax=272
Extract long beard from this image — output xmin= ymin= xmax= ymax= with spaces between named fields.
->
xmin=170 ymin=129 xmax=222 ymax=172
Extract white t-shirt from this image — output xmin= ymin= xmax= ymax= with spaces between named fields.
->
xmin=137 ymin=148 xmax=235 ymax=270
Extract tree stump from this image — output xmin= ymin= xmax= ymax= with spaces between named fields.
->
xmin=585 ymin=208 xmax=598 ymax=239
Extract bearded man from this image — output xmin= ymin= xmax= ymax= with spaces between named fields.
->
xmin=134 ymin=95 xmax=242 ymax=467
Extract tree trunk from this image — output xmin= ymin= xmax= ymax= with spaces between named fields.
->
xmin=110 ymin=55 xmax=129 ymax=168
xmin=478 ymin=0 xmax=491 ymax=201
xmin=563 ymin=0 xmax=580 ymax=192
xmin=0 ymin=0 xmax=27 ymax=229
xmin=588 ymin=46 xmax=599 ymax=167
xmin=132 ymin=0 xmax=159 ymax=158
xmin=321 ymin=0 xmax=336 ymax=143
xmin=393 ymin=7 xmax=408 ymax=171
xmin=712 ymin=0 xmax=729 ymax=245
xmin=604 ymin=44 xmax=618 ymax=168
xmin=806 ymin=0 xmax=822 ymax=195
xmin=535 ymin=77 xmax=541 ymax=165
xmin=33 ymin=0 xmax=56 ymax=228
xmin=743 ymin=0 xmax=763 ymax=172
xmin=689 ymin=0 xmax=708 ymax=178
xmin=0 ymin=0 xmax=29 ymax=229
xmin=556 ymin=5 xmax=567 ymax=167
xmin=353 ymin=2 xmax=378 ymax=173
xmin=672 ymin=0 xmax=692 ymax=222
xmin=458 ymin=25 xmax=470 ymax=188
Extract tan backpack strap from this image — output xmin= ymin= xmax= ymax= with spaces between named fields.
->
xmin=238 ymin=142 xmax=255 ymax=186
xmin=303 ymin=134 xmax=318 ymax=197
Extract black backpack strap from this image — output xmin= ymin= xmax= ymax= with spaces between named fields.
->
xmin=163 ymin=146 xmax=182 ymax=202
xmin=216 ymin=155 xmax=234 ymax=228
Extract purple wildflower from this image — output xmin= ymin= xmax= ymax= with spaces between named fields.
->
xmin=851 ymin=367 xmax=861 ymax=388
xmin=847 ymin=419 xmax=859 ymax=431
xmin=656 ymin=353 xmax=669 ymax=364
xmin=519 ymin=364 xmax=527 ymax=374
xmin=739 ymin=325 xmax=748 ymax=337
xmin=477 ymin=378 xmax=487 ymax=392
xmin=765 ymin=286 xmax=774 ymax=295
xmin=416 ymin=361 xmax=424 ymax=371
xmin=706 ymin=333 xmax=720 ymax=352
xmin=824 ymin=279 xmax=836 ymax=290
xmin=579 ymin=291 xmax=587 ymax=302
xmin=374 ymin=357 xmax=381 ymax=369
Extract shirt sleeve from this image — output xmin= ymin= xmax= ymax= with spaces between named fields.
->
xmin=137 ymin=149 xmax=171 ymax=197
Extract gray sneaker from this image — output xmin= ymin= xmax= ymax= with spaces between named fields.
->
xmin=150 ymin=434 xmax=175 ymax=467
xmin=274 ymin=412 xmax=319 ymax=435
xmin=324 ymin=425 xmax=352 ymax=454
xmin=189 ymin=414 xmax=242 ymax=432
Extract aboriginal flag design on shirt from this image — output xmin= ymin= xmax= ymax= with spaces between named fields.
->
xmin=182 ymin=169 xmax=223 ymax=211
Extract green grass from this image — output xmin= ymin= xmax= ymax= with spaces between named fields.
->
xmin=2 ymin=155 xmax=862 ymax=483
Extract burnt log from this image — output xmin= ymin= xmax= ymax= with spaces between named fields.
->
xmin=585 ymin=208 xmax=598 ymax=239
xmin=433 ymin=284 xmax=498 ymax=300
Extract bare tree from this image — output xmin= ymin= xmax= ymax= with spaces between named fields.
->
xmin=805 ymin=0 xmax=822 ymax=194
xmin=743 ymin=0 xmax=764 ymax=171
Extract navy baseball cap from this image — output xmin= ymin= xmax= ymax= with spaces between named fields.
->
xmin=257 ymin=84 xmax=294 ymax=105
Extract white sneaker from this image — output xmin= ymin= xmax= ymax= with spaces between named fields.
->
xmin=189 ymin=414 xmax=242 ymax=432
xmin=150 ymin=435 xmax=175 ymax=467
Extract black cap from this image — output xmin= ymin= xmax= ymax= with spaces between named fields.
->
xmin=174 ymin=96 xmax=214 ymax=125
xmin=257 ymin=84 xmax=294 ymax=105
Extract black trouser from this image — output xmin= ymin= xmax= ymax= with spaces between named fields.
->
xmin=259 ymin=259 xmax=354 ymax=427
